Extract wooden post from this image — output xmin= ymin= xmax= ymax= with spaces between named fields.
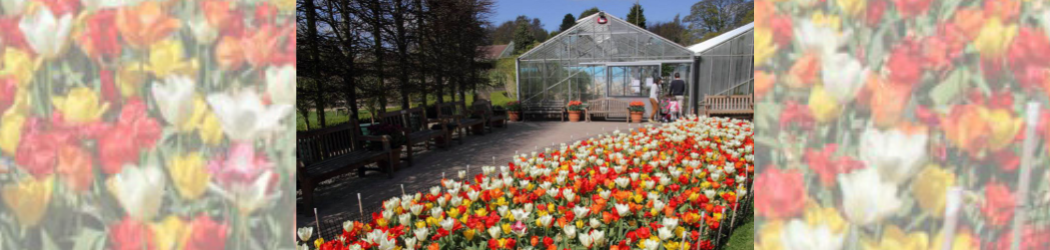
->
xmin=941 ymin=187 xmax=962 ymax=250
xmin=1010 ymin=102 xmax=1040 ymax=250
xmin=314 ymin=208 xmax=321 ymax=240
xmin=401 ymin=184 xmax=405 ymax=196
xmin=357 ymin=193 xmax=364 ymax=217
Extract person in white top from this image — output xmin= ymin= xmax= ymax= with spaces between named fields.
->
xmin=648 ymin=77 xmax=661 ymax=123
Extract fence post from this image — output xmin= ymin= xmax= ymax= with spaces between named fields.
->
xmin=1010 ymin=102 xmax=1040 ymax=250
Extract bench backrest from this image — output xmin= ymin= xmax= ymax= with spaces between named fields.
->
xmin=435 ymin=101 xmax=468 ymax=117
xmin=705 ymin=95 xmax=753 ymax=111
xmin=297 ymin=123 xmax=359 ymax=165
xmin=472 ymin=100 xmax=495 ymax=117
xmin=378 ymin=108 xmax=427 ymax=133
xmin=586 ymin=99 xmax=629 ymax=112
xmin=523 ymin=100 xmax=565 ymax=110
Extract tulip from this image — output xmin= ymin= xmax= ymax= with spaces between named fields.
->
xmin=1 ymin=0 xmax=28 ymax=15
xmin=487 ymin=225 xmax=501 ymax=239
xmin=0 ymin=110 xmax=25 ymax=155
xmin=151 ymin=75 xmax=196 ymax=131
xmin=780 ymin=219 xmax=846 ymax=250
xmin=614 ymin=203 xmax=630 ymax=217
xmin=578 ymin=232 xmax=593 ymax=247
xmin=145 ymin=39 xmax=197 ymax=78
xmin=206 ymin=91 xmax=292 ymax=142
xmin=168 ymin=152 xmax=211 ymax=200
xmin=859 ymin=125 xmax=927 ymax=184
xmin=838 ymin=168 xmax=903 ymax=225
xmin=108 ymin=165 xmax=166 ymax=221
xmin=117 ymin=2 xmax=180 ymax=49
xmin=0 ymin=48 xmax=38 ymax=86
xmin=52 ymin=87 xmax=109 ymax=124
xmin=187 ymin=16 xmax=218 ymax=44
xmin=413 ymin=227 xmax=428 ymax=241
xmin=537 ymin=215 xmax=553 ymax=228
xmin=151 ymin=216 xmax=190 ymax=250
xmin=821 ymin=52 xmax=867 ymax=103
xmin=2 ymin=176 xmax=53 ymax=227
xmin=19 ymin=7 xmax=73 ymax=59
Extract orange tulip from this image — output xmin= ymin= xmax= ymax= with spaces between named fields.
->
xmin=241 ymin=24 xmax=282 ymax=68
xmin=941 ymin=104 xmax=989 ymax=157
xmin=117 ymin=2 xmax=180 ymax=49
xmin=869 ymin=77 xmax=912 ymax=128
xmin=953 ymin=8 xmax=985 ymax=40
xmin=785 ymin=52 xmax=821 ymax=88
xmin=57 ymin=144 xmax=93 ymax=192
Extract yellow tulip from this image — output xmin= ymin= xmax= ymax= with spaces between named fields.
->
xmin=168 ymin=152 xmax=211 ymax=201
xmin=912 ymin=164 xmax=955 ymax=218
xmin=117 ymin=65 xmax=148 ymax=98
xmin=981 ymin=108 xmax=1023 ymax=151
xmin=273 ymin=0 xmax=295 ymax=12
xmin=464 ymin=229 xmax=476 ymax=241
xmin=0 ymin=110 xmax=25 ymax=155
xmin=861 ymin=225 xmax=929 ymax=250
xmin=811 ymin=11 xmax=841 ymax=31
xmin=501 ymin=223 xmax=511 ymax=235
xmin=974 ymin=16 xmax=1018 ymax=59
xmin=146 ymin=39 xmax=198 ymax=78
xmin=151 ymin=216 xmax=190 ymax=250
xmin=2 ymin=176 xmax=53 ymax=227
xmin=0 ymin=48 xmax=39 ymax=87
xmin=836 ymin=0 xmax=866 ymax=17
xmin=930 ymin=229 xmax=980 ymax=250
xmin=52 ymin=87 xmax=109 ymax=124
xmin=199 ymin=111 xmax=224 ymax=146
xmin=755 ymin=28 xmax=776 ymax=66
xmin=808 ymin=85 xmax=842 ymax=123
xmin=756 ymin=220 xmax=784 ymax=250
xmin=804 ymin=202 xmax=847 ymax=234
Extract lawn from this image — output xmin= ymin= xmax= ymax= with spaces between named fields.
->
xmin=725 ymin=213 xmax=754 ymax=250
xmin=297 ymin=92 xmax=516 ymax=131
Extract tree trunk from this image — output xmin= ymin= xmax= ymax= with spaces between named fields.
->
xmin=306 ymin=0 xmax=326 ymax=128
xmin=372 ymin=0 xmax=386 ymax=114
xmin=341 ymin=0 xmax=359 ymax=134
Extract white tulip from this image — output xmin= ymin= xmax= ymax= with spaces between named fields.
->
xmin=658 ymin=227 xmax=674 ymax=240
xmin=662 ymin=218 xmax=679 ymax=229
xmin=780 ymin=219 xmax=845 ymax=250
xmin=511 ymin=209 xmax=530 ymax=221
xmin=206 ymin=91 xmax=293 ymax=142
xmin=410 ymin=204 xmax=423 ymax=215
xmin=614 ymin=203 xmax=630 ymax=217
xmin=18 ymin=7 xmax=72 ymax=59
xmin=589 ymin=218 xmax=601 ymax=228
xmin=838 ymin=168 xmax=902 ymax=226
xmin=81 ymin=0 xmax=143 ymax=9
xmin=151 ymin=75 xmax=196 ymax=129
xmin=399 ymin=214 xmax=411 ymax=226
xmin=440 ymin=217 xmax=454 ymax=231
xmin=590 ymin=230 xmax=606 ymax=246
xmin=822 ymin=52 xmax=868 ymax=103
xmin=640 ymin=238 xmax=660 ymax=250
xmin=859 ymin=126 xmax=927 ymax=184
xmin=537 ymin=215 xmax=553 ymax=228
xmin=578 ymin=232 xmax=594 ymax=247
xmin=413 ymin=227 xmax=428 ymax=242
xmin=297 ymin=227 xmax=313 ymax=242
xmin=187 ymin=16 xmax=218 ymax=44
xmin=403 ymin=238 xmax=417 ymax=250
xmin=107 ymin=165 xmax=165 ymax=221
xmin=573 ymin=206 xmax=590 ymax=218
xmin=563 ymin=189 xmax=575 ymax=201
xmin=563 ymin=225 xmax=577 ymax=239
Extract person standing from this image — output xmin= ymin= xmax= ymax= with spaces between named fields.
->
xmin=669 ymin=73 xmax=686 ymax=118
xmin=648 ymin=77 xmax=661 ymax=123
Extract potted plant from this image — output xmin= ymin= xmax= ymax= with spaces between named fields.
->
xmin=629 ymin=101 xmax=645 ymax=123
xmin=567 ymin=100 xmax=584 ymax=122
xmin=506 ymin=101 xmax=521 ymax=121
xmin=367 ymin=123 xmax=407 ymax=170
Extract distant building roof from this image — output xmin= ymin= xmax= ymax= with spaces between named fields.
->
xmin=480 ymin=44 xmax=510 ymax=60
xmin=687 ymin=23 xmax=754 ymax=55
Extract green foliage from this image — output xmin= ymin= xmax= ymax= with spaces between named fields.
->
xmin=504 ymin=101 xmax=521 ymax=111
xmin=580 ymin=7 xmax=600 ymax=19
xmin=684 ymin=0 xmax=752 ymax=42
xmin=513 ymin=21 xmax=535 ymax=53
xmin=559 ymin=13 xmax=576 ymax=31
xmin=626 ymin=3 xmax=647 ymax=29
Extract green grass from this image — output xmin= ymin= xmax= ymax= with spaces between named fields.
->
xmin=297 ymin=92 xmax=516 ymax=131
xmin=725 ymin=215 xmax=754 ymax=250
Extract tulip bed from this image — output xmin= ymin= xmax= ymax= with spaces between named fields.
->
xmin=297 ymin=115 xmax=755 ymax=250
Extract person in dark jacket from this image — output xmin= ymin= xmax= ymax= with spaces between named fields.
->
xmin=669 ymin=73 xmax=686 ymax=118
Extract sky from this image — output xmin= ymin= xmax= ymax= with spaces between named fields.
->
xmin=490 ymin=0 xmax=700 ymax=31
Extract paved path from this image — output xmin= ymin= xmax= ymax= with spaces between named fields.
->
xmin=296 ymin=120 xmax=645 ymax=232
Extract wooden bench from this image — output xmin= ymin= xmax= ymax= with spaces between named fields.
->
xmin=436 ymin=101 xmax=485 ymax=144
xmin=377 ymin=107 xmax=450 ymax=166
xmin=704 ymin=95 xmax=754 ymax=116
xmin=584 ymin=98 xmax=630 ymax=123
xmin=297 ymin=123 xmax=394 ymax=207
xmin=522 ymin=100 xmax=565 ymax=121
xmin=472 ymin=100 xmax=508 ymax=131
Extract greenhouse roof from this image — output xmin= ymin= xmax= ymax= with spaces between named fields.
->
xmin=687 ymin=23 xmax=754 ymax=55
xmin=518 ymin=11 xmax=694 ymax=63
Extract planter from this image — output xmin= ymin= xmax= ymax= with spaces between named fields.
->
xmin=568 ymin=110 xmax=582 ymax=122
xmin=508 ymin=111 xmax=521 ymax=121
xmin=631 ymin=111 xmax=644 ymax=123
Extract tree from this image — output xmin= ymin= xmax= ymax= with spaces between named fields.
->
xmin=489 ymin=16 xmax=546 ymax=45
xmin=530 ymin=18 xmax=547 ymax=42
xmin=512 ymin=21 xmax=534 ymax=52
xmin=626 ymin=3 xmax=646 ymax=29
xmin=683 ymin=0 xmax=752 ymax=41
xmin=549 ymin=30 xmax=560 ymax=39
xmin=559 ymin=13 xmax=575 ymax=31
xmin=648 ymin=14 xmax=687 ymax=45
xmin=579 ymin=7 xmax=600 ymax=19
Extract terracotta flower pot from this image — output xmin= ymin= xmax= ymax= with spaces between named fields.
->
xmin=509 ymin=111 xmax=521 ymax=121
xmin=568 ymin=110 xmax=582 ymax=122
xmin=631 ymin=111 xmax=644 ymax=123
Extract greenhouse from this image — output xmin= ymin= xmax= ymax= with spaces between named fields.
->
xmin=687 ymin=22 xmax=754 ymax=113
xmin=515 ymin=10 xmax=754 ymax=116
xmin=516 ymin=11 xmax=695 ymax=115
